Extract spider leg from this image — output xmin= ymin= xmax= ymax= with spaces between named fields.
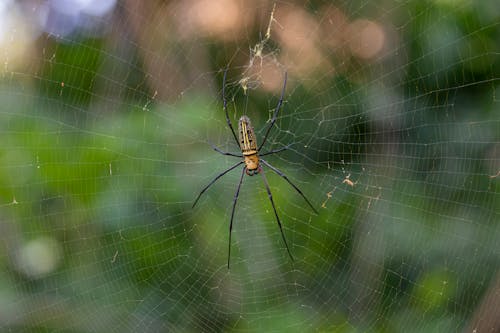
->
xmin=192 ymin=161 xmax=244 ymax=208
xmin=260 ymin=166 xmax=294 ymax=263
xmin=258 ymin=71 xmax=287 ymax=151
xmin=222 ymin=67 xmax=241 ymax=147
xmin=261 ymin=159 xmax=318 ymax=214
xmin=208 ymin=141 xmax=242 ymax=158
xmin=228 ymin=166 xmax=246 ymax=269
xmin=260 ymin=143 xmax=293 ymax=157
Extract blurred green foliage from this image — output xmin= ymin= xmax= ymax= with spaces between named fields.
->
xmin=0 ymin=1 xmax=499 ymax=332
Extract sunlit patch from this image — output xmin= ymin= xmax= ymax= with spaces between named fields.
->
xmin=320 ymin=5 xmax=349 ymax=50
xmin=0 ymin=1 xmax=34 ymax=72
xmin=15 ymin=237 xmax=62 ymax=278
xmin=174 ymin=0 xmax=247 ymax=40
xmin=36 ymin=0 xmax=116 ymax=37
xmin=275 ymin=6 xmax=328 ymax=75
xmin=347 ymin=19 xmax=386 ymax=60
xmin=256 ymin=64 xmax=285 ymax=93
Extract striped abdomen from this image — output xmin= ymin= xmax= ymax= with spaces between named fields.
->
xmin=238 ymin=116 xmax=258 ymax=155
xmin=238 ymin=116 xmax=260 ymax=174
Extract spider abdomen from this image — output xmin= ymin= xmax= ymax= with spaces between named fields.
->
xmin=238 ymin=115 xmax=258 ymax=153
xmin=238 ymin=115 xmax=260 ymax=174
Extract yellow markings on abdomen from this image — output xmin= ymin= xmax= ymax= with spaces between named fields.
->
xmin=238 ymin=116 xmax=258 ymax=155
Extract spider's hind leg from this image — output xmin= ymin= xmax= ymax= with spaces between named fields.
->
xmin=228 ymin=166 xmax=246 ymax=269
xmin=192 ymin=161 xmax=244 ymax=208
xmin=260 ymin=166 xmax=294 ymax=263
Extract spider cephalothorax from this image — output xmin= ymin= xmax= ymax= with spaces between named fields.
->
xmin=192 ymin=68 xmax=318 ymax=268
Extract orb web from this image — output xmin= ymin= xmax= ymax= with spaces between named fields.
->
xmin=0 ymin=0 xmax=498 ymax=332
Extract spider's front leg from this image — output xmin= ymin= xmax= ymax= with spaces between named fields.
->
xmin=260 ymin=144 xmax=293 ymax=157
xmin=208 ymin=141 xmax=242 ymax=158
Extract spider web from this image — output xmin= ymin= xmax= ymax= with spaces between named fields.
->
xmin=1 ymin=0 xmax=499 ymax=332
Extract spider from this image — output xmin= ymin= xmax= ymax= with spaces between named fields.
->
xmin=192 ymin=69 xmax=318 ymax=268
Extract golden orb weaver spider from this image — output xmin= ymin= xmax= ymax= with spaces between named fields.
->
xmin=192 ymin=68 xmax=318 ymax=268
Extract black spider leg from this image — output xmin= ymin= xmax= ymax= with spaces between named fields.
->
xmin=260 ymin=159 xmax=318 ymax=214
xmin=228 ymin=166 xmax=246 ymax=269
xmin=208 ymin=141 xmax=242 ymax=158
xmin=258 ymin=71 xmax=288 ymax=152
xmin=222 ymin=68 xmax=240 ymax=147
xmin=260 ymin=144 xmax=293 ymax=157
xmin=192 ymin=161 xmax=244 ymax=208
xmin=260 ymin=166 xmax=294 ymax=263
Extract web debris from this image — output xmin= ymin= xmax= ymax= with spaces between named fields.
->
xmin=489 ymin=170 xmax=499 ymax=178
xmin=249 ymin=2 xmax=276 ymax=69
xmin=240 ymin=3 xmax=281 ymax=95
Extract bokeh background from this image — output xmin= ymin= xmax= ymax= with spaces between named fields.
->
xmin=0 ymin=0 xmax=499 ymax=332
